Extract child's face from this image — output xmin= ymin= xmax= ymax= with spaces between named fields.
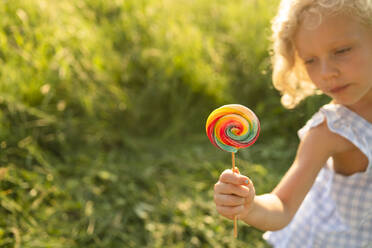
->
xmin=294 ymin=13 xmax=372 ymax=108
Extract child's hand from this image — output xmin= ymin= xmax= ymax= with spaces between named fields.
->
xmin=214 ymin=169 xmax=255 ymax=220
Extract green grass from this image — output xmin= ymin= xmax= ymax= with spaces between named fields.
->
xmin=1 ymin=137 xmax=296 ymax=247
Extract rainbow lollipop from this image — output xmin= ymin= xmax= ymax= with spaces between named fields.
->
xmin=206 ymin=104 xmax=260 ymax=238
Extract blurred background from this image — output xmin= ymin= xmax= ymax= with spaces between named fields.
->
xmin=0 ymin=0 xmax=329 ymax=247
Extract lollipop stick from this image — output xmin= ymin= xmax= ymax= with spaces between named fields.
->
xmin=232 ymin=152 xmax=238 ymax=238
xmin=232 ymin=152 xmax=236 ymax=171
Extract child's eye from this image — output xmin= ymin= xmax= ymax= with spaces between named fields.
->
xmin=304 ymin=58 xmax=315 ymax=65
xmin=335 ymin=47 xmax=351 ymax=55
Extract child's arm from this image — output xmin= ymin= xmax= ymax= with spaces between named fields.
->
xmin=214 ymin=121 xmax=350 ymax=231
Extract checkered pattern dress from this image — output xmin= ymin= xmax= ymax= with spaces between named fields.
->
xmin=263 ymin=104 xmax=372 ymax=248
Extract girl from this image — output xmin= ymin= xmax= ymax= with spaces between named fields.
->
xmin=213 ymin=0 xmax=372 ymax=247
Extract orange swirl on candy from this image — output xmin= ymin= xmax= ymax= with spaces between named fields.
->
xmin=206 ymin=104 xmax=260 ymax=153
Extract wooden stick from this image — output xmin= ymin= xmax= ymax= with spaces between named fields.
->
xmin=232 ymin=152 xmax=236 ymax=171
xmin=232 ymin=152 xmax=238 ymax=238
xmin=234 ymin=216 xmax=238 ymax=238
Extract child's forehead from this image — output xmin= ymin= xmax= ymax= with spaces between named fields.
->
xmin=299 ymin=14 xmax=356 ymax=34
xmin=294 ymin=14 xmax=365 ymax=53
xmin=298 ymin=4 xmax=372 ymax=31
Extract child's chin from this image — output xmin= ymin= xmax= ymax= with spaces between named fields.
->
xmin=332 ymin=97 xmax=361 ymax=107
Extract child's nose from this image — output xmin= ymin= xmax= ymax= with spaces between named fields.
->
xmin=320 ymin=60 xmax=339 ymax=80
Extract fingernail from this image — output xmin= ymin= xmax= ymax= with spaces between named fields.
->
xmin=244 ymin=179 xmax=250 ymax=185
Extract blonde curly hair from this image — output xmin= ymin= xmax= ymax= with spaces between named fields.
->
xmin=270 ymin=0 xmax=372 ymax=108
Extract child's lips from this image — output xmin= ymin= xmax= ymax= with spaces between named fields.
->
xmin=329 ymin=84 xmax=350 ymax=94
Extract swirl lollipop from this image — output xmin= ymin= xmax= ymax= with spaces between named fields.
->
xmin=206 ymin=104 xmax=260 ymax=238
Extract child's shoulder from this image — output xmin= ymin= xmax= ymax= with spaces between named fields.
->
xmin=299 ymin=103 xmax=364 ymax=154
xmin=305 ymin=105 xmax=370 ymax=175
xmin=298 ymin=102 xmax=372 ymax=161
xmin=305 ymin=119 xmax=354 ymax=155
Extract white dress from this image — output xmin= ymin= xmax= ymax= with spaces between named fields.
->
xmin=263 ymin=104 xmax=372 ymax=248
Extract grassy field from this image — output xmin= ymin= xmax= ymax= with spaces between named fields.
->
xmin=0 ymin=0 xmax=329 ymax=247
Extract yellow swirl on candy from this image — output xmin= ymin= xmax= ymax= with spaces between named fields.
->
xmin=206 ymin=104 xmax=260 ymax=153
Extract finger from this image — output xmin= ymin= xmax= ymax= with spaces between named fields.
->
xmin=214 ymin=194 xmax=245 ymax=206
xmin=219 ymin=169 xmax=250 ymax=185
xmin=245 ymin=179 xmax=255 ymax=203
xmin=216 ymin=205 xmax=244 ymax=219
xmin=214 ymin=182 xmax=250 ymax=198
